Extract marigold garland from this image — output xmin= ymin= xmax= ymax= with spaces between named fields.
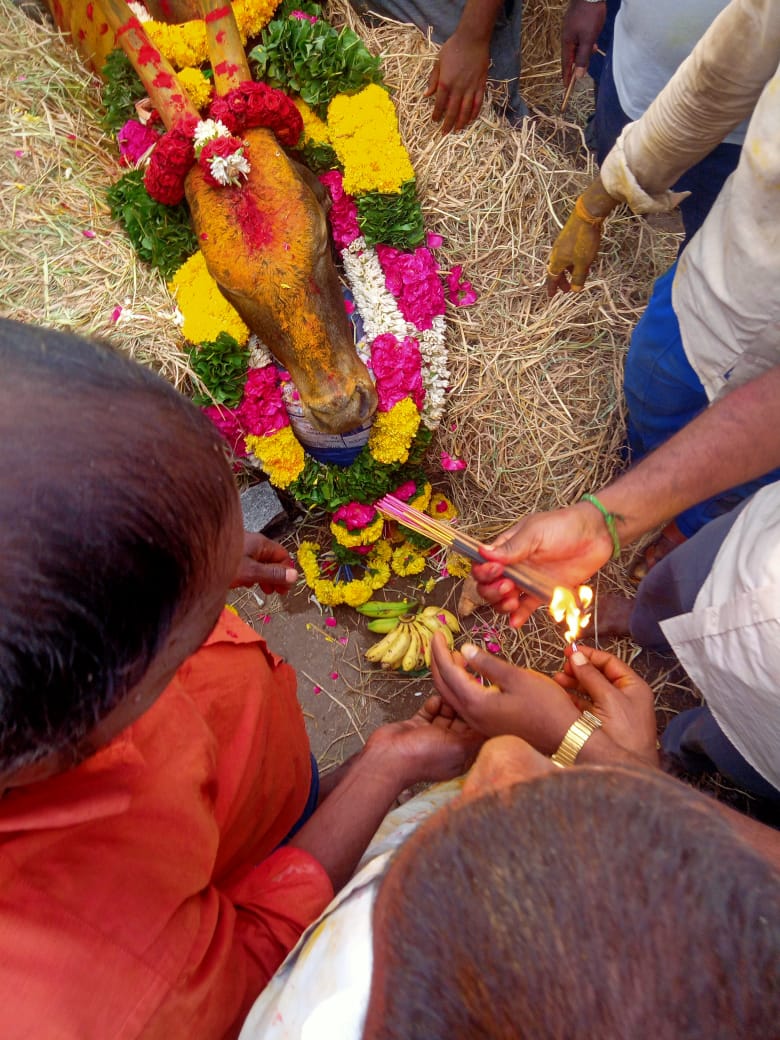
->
xmin=168 ymin=251 xmax=249 ymax=344
xmin=330 ymin=511 xmax=384 ymax=549
xmin=144 ymin=0 xmax=278 ymax=69
xmin=178 ymin=66 xmax=213 ymax=111
xmin=391 ymin=541 xmax=428 ymax=577
xmin=368 ymin=397 xmax=421 ymax=465
xmin=328 ymin=84 xmax=415 ymax=196
xmin=245 ymin=426 xmax=305 ymax=489
xmin=297 ymin=539 xmax=392 ymax=605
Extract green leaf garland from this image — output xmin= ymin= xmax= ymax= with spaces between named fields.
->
xmin=357 ymin=180 xmax=425 ymax=249
xmin=249 ymin=3 xmax=384 ymax=118
xmin=106 ymin=170 xmax=198 ymax=280
xmin=100 ymin=50 xmax=147 ymax=134
xmin=188 ymin=332 xmax=250 ymax=407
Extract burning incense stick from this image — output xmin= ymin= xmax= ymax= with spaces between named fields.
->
xmin=377 ymin=495 xmax=578 ymax=608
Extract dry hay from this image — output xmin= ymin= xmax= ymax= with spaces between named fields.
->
xmin=1 ymin=0 xmax=683 ymax=679
xmin=0 ymin=0 xmax=190 ymax=388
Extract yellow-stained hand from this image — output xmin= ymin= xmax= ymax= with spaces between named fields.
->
xmin=546 ymin=196 xmax=605 ymax=295
xmin=546 ymin=176 xmax=619 ymax=296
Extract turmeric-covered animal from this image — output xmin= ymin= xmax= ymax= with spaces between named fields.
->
xmin=45 ymin=0 xmax=378 ymax=434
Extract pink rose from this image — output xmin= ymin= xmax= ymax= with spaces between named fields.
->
xmin=333 ymin=502 xmax=378 ymax=530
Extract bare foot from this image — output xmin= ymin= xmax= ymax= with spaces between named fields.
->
xmin=630 ymin=522 xmax=687 ymax=582
xmin=582 ymin=593 xmax=635 ymax=639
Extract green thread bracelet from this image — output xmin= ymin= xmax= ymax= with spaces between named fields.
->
xmin=580 ymin=494 xmax=622 ymax=560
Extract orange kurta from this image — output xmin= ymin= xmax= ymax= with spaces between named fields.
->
xmin=0 ymin=610 xmax=333 ymax=1039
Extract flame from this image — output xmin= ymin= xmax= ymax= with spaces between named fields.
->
xmin=549 ymin=584 xmax=594 ymax=643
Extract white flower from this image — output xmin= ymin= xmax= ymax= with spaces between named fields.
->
xmin=247 ymin=333 xmax=273 ymax=369
xmin=207 ymin=148 xmax=251 ymax=187
xmin=127 ymin=1 xmax=150 ymax=21
xmin=192 ymin=119 xmax=231 ymax=157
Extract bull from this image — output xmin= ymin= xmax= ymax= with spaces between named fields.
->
xmin=44 ymin=0 xmax=378 ymax=435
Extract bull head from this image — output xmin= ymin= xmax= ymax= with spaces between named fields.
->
xmin=73 ymin=0 xmax=378 ymax=434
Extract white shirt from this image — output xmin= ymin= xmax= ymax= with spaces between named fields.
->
xmin=600 ymin=0 xmax=780 ymax=402
xmin=238 ymin=780 xmax=463 ymax=1040
xmin=661 ymin=482 xmax=780 ymax=789
xmin=612 ymin=0 xmax=748 ymax=145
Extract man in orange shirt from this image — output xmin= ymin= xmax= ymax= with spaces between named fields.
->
xmin=0 ymin=318 xmax=480 ymax=1039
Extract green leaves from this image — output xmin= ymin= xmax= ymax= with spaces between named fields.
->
xmin=288 ymin=432 xmax=434 ymax=513
xmin=357 ymin=180 xmax=425 ymax=249
xmin=249 ymin=5 xmax=384 ymax=118
xmin=100 ymin=50 xmax=147 ymax=135
xmin=298 ymin=139 xmax=340 ymax=173
xmin=106 ymin=170 xmax=197 ymax=279
xmin=188 ymin=333 xmax=250 ymax=407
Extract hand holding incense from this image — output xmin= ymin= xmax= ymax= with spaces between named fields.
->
xmin=377 ymin=496 xmax=581 ymax=609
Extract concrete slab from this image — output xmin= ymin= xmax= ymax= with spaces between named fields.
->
xmin=239 ymin=482 xmax=287 ymax=534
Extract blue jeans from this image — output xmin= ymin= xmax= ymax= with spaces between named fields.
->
xmin=624 ymin=262 xmax=780 ymax=537
xmin=589 ymin=47 xmax=741 ymax=246
xmin=279 ymin=753 xmax=320 ymax=845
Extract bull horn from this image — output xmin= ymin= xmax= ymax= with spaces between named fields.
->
xmin=198 ymin=0 xmax=252 ymax=95
xmin=101 ymin=0 xmax=199 ymax=129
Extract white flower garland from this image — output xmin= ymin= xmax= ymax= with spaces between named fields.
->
xmin=340 ymin=236 xmax=449 ymax=430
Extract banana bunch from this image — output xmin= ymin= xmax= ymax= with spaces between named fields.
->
xmin=364 ymin=605 xmax=460 ymax=673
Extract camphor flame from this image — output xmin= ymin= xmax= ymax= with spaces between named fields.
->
xmin=549 ymin=585 xmax=594 ymax=644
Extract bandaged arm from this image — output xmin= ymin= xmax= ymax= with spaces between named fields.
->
xmin=600 ymin=0 xmax=780 ymax=212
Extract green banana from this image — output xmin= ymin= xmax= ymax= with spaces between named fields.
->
xmin=367 ymin=616 xmax=401 ymax=634
xmin=356 ymin=598 xmax=417 ymax=618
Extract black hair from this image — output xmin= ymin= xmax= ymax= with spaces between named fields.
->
xmin=367 ymin=767 xmax=780 ymax=1040
xmin=0 ymin=318 xmax=237 ymax=773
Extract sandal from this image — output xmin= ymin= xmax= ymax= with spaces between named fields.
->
xmin=630 ymin=521 xmax=687 ymax=583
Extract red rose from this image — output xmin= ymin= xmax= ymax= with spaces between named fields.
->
xmin=208 ymin=97 xmax=240 ymax=134
xmin=198 ymin=135 xmax=248 ymax=189
xmin=143 ymin=118 xmax=196 ymax=205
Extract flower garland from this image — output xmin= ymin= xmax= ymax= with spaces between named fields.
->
xmin=144 ymin=83 xmax=303 ymax=204
xmin=103 ymin=0 xmax=476 ymax=607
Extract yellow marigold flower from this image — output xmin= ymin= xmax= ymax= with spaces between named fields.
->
xmin=169 ymin=251 xmax=248 ymax=345
xmin=146 ymin=0 xmax=277 ymax=69
xmin=328 ymin=84 xmax=414 ymax=196
xmin=330 ymin=514 xmax=384 ymax=548
xmin=178 ymin=66 xmax=213 ymax=111
xmin=445 ymin=552 xmax=472 ymax=579
xmin=410 ymin=483 xmax=432 ymax=512
xmin=245 ymin=426 xmax=305 ymax=489
xmin=392 ymin=541 xmax=427 ymax=577
xmin=368 ymin=397 xmax=421 ymax=464
xmin=343 ymin=580 xmax=374 ymax=607
xmin=293 ymin=97 xmax=331 ymax=146
xmin=428 ymin=493 xmax=458 ymax=522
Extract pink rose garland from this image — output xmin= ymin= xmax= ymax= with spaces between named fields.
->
xmin=375 ymin=244 xmax=446 ymax=331
xmin=370 ymin=333 xmax=424 ymax=412
xmin=319 ymin=171 xmax=360 ymax=250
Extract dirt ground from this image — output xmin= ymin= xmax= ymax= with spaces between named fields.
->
xmin=229 ymin=507 xmax=467 ymax=772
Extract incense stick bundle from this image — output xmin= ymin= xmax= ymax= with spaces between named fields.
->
xmin=377 ymin=495 xmax=576 ymax=606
